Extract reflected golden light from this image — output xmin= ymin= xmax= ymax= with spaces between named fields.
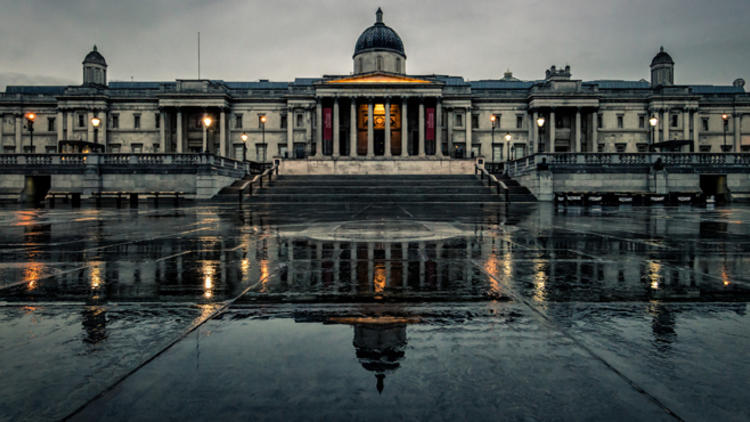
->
xmin=533 ymin=260 xmax=548 ymax=303
xmin=90 ymin=264 xmax=102 ymax=290
xmin=483 ymin=252 xmax=501 ymax=296
xmin=721 ymin=266 xmax=731 ymax=286
xmin=329 ymin=316 xmax=421 ymax=324
xmin=373 ymin=263 xmax=386 ymax=295
xmin=23 ymin=262 xmax=44 ymax=291
xmin=202 ymin=262 xmax=214 ymax=299
xmin=647 ymin=260 xmax=661 ymax=290
xmin=259 ymin=259 xmax=270 ymax=293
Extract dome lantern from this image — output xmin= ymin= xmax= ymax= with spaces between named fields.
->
xmin=82 ymin=45 xmax=107 ymax=87
xmin=353 ymin=8 xmax=406 ymax=74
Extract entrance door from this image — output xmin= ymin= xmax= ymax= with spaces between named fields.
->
xmin=374 ymin=130 xmax=385 ymax=155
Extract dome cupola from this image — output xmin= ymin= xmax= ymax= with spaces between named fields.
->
xmin=650 ymin=46 xmax=674 ymax=87
xmin=353 ymin=8 xmax=406 ymax=74
xmin=82 ymin=45 xmax=107 ymax=87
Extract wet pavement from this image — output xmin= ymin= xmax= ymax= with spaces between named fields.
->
xmin=0 ymin=202 xmax=749 ymax=421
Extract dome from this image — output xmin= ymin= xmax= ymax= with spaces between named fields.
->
xmin=83 ymin=45 xmax=107 ymax=66
xmin=651 ymin=46 xmax=673 ymax=67
xmin=353 ymin=8 xmax=405 ymax=58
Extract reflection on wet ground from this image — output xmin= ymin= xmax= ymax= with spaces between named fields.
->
xmin=0 ymin=203 xmax=749 ymax=420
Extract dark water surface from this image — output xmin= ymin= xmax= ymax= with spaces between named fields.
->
xmin=0 ymin=203 xmax=748 ymax=421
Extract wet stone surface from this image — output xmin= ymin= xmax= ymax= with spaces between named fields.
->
xmin=0 ymin=203 xmax=749 ymax=420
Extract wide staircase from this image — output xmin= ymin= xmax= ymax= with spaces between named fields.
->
xmin=241 ymin=175 xmax=507 ymax=203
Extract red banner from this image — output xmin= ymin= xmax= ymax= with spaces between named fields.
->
xmin=426 ymin=107 xmax=435 ymax=141
xmin=323 ymin=107 xmax=333 ymax=141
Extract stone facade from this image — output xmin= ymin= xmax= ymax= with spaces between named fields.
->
xmin=1 ymin=9 xmax=749 ymax=160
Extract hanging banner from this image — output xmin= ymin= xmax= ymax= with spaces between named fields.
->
xmin=323 ymin=107 xmax=333 ymax=141
xmin=426 ymin=107 xmax=435 ymax=141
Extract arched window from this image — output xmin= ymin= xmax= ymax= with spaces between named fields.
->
xmin=358 ymin=57 xmax=363 ymax=73
xmin=395 ymin=57 xmax=401 ymax=72
xmin=376 ymin=55 xmax=383 ymax=71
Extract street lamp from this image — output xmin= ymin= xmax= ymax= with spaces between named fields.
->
xmin=202 ymin=114 xmax=213 ymax=153
xmin=536 ymin=116 xmax=545 ymax=153
xmin=240 ymin=132 xmax=248 ymax=161
xmin=260 ymin=114 xmax=267 ymax=145
xmin=504 ymin=132 xmax=512 ymax=161
xmin=722 ymin=113 xmax=730 ymax=152
xmin=91 ymin=116 xmax=101 ymax=145
xmin=24 ymin=112 xmax=36 ymax=153
xmin=649 ymin=115 xmax=658 ymax=151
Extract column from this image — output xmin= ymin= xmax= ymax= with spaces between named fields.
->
xmin=692 ymin=111 xmax=700 ymax=152
xmin=202 ymin=123 xmax=207 ymax=153
xmin=401 ymin=99 xmax=408 ymax=156
xmin=532 ymin=111 xmax=538 ymax=154
xmin=159 ymin=110 xmax=166 ymax=153
xmin=176 ymin=110 xmax=183 ymax=153
xmin=465 ymin=106 xmax=471 ymax=153
xmin=436 ymin=100 xmax=443 ymax=157
xmin=315 ymin=101 xmax=323 ymax=157
xmin=14 ymin=115 xmax=21 ymax=153
xmin=219 ymin=110 xmax=226 ymax=157
xmin=366 ymin=101 xmax=374 ymax=157
xmin=591 ymin=112 xmax=598 ymax=151
xmin=682 ymin=109 xmax=689 ymax=141
xmin=101 ymin=112 xmax=108 ymax=149
xmin=447 ymin=108 xmax=453 ymax=156
xmin=549 ymin=110 xmax=555 ymax=152
xmin=56 ymin=111 xmax=64 ymax=142
xmin=384 ymin=98 xmax=391 ymax=157
xmin=286 ymin=106 xmax=294 ymax=158
xmin=66 ymin=112 xmax=73 ymax=140
xmin=350 ymin=99 xmax=357 ymax=157
xmin=305 ymin=108 xmax=312 ymax=155
xmin=663 ymin=109 xmax=670 ymax=142
xmin=574 ymin=109 xmax=581 ymax=153
xmin=528 ymin=111 xmax=534 ymax=154
xmin=418 ymin=100 xmax=425 ymax=156
xmin=333 ymin=99 xmax=340 ymax=157
xmin=87 ymin=111 xmax=94 ymax=142
xmin=734 ymin=113 xmax=741 ymax=152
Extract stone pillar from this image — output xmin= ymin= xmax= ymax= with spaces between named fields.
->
xmin=664 ymin=109 xmax=670 ymax=142
xmin=56 ymin=111 xmax=64 ymax=143
xmin=101 ymin=112 xmax=107 ymax=149
xmin=219 ymin=110 xmax=226 ymax=157
xmin=683 ymin=109 xmax=689 ymax=142
xmin=66 ymin=112 xmax=73 ymax=140
xmin=367 ymin=101 xmax=374 ymax=157
xmin=333 ymin=98 xmax=340 ymax=157
xmin=286 ymin=106 xmax=294 ymax=158
xmin=549 ymin=110 xmax=555 ymax=153
xmin=87 ymin=111 xmax=94 ymax=142
xmin=160 ymin=111 xmax=166 ymax=153
xmin=176 ymin=110 xmax=183 ymax=153
xmin=384 ymin=98 xmax=391 ymax=157
xmin=692 ymin=111 xmax=700 ymax=152
xmin=350 ymin=99 xmax=357 ymax=157
xmin=202 ymin=123 xmax=207 ymax=153
xmin=528 ymin=111 xmax=534 ymax=154
xmin=401 ymin=98 xmax=408 ymax=156
xmin=436 ymin=100 xmax=443 ymax=156
xmin=315 ymin=101 xmax=323 ymax=157
xmin=305 ymin=108 xmax=312 ymax=155
xmin=734 ymin=113 xmax=741 ymax=152
xmin=14 ymin=115 xmax=21 ymax=153
xmin=447 ymin=108 xmax=453 ymax=157
xmin=418 ymin=100 xmax=425 ymax=156
xmin=591 ymin=112 xmax=598 ymax=150
xmin=465 ymin=106 xmax=472 ymax=154
xmin=574 ymin=109 xmax=581 ymax=153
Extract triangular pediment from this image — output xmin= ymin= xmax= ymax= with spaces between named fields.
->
xmin=326 ymin=73 xmax=433 ymax=84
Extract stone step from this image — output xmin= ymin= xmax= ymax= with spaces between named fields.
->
xmin=256 ymin=186 xmax=493 ymax=194
xmin=247 ymin=193 xmax=506 ymax=203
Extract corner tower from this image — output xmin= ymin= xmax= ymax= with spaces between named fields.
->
xmin=83 ymin=45 xmax=107 ymax=87
xmin=650 ymin=46 xmax=674 ymax=87
xmin=353 ymin=8 xmax=406 ymax=74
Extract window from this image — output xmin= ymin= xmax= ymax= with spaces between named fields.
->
xmin=376 ymin=55 xmax=383 ymax=71
xmin=235 ymin=114 xmax=243 ymax=129
xmin=617 ymin=115 xmax=624 ymax=129
xmin=358 ymin=58 xmax=363 ymax=72
xmin=155 ymin=113 xmax=160 ymax=129
xmin=395 ymin=57 xmax=401 ymax=72
xmin=516 ymin=115 xmax=523 ymax=129
xmin=280 ymin=114 xmax=287 ymax=129
xmin=131 ymin=143 xmax=143 ymax=153
xmin=597 ymin=143 xmax=605 ymax=152
xmin=615 ymin=143 xmax=626 ymax=153
xmin=597 ymin=113 xmax=603 ymax=129
xmin=47 ymin=117 xmax=56 ymax=132
xmin=3 ymin=146 xmax=15 ymax=153
xmin=636 ymin=143 xmax=648 ymax=152
xmin=78 ymin=114 xmax=85 ymax=128
xmin=702 ymin=117 xmax=709 ymax=131
xmin=471 ymin=114 xmax=479 ymax=129
xmin=671 ymin=114 xmax=678 ymax=128
xmin=133 ymin=114 xmax=141 ymax=129
xmin=256 ymin=144 xmax=267 ymax=162
xmin=111 ymin=113 xmax=119 ymax=129
xmin=699 ymin=145 xmax=711 ymax=152
xmin=109 ymin=144 xmax=121 ymax=153
xmin=638 ymin=115 xmax=645 ymax=129
xmin=455 ymin=113 xmax=463 ymax=128
xmin=296 ymin=113 xmax=304 ymax=128
xmin=46 ymin=146 xmax=57 ymax=153
xmin=152 ymin=143 xmax=160 ymax=152
xmin=23 ymin=146 xmax=36 ymax=153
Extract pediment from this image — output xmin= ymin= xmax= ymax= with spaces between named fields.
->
xmin=326 ymin=73 xmax=433 ymax=84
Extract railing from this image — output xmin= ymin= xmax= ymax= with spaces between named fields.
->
xmin=503 ymin=152 xmax=750 ymax=177
xmin=475 ymin=164 xmax=509 ymax=202
xmin=244 ymin=162 xmax=279 ymax=198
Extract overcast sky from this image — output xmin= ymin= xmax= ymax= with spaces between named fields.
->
xmin=1 ymin=0 xmax=748 ymax=90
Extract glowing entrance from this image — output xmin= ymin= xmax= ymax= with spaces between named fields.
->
xmin=358 ymin=103 xmax=402 ymax=155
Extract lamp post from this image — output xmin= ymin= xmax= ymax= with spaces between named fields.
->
xmin=241 ymin=132 xmax=248 ymax=161
xmin=202 ymin=114 xmax=213 ymax=153
xmin=504 ymin=132 xmax=512 ymax=161
xmin=259 ymin=115 xmax=267 ymax=161
xmin=91 ymin=116 xmax=101 ymax=145
xmin=649 ymin=115 xmax=658 ymax=152
xmin=24 ymin=112 xmax=36 ymax=153
xmin=536 ymin=116 xmax=545 ymax=153
xmin=722 ymin=113 xmax=730 ymax=152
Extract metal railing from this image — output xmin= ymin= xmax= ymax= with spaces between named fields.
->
xmin=475 ymin=164 xmax=510 ymax=202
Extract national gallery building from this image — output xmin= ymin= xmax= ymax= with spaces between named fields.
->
xmin=1 ymin=8 xmax=749 ymax=162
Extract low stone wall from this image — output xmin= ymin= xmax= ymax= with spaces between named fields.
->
xmin=280 ymin=158 xmax=476 ymax=175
